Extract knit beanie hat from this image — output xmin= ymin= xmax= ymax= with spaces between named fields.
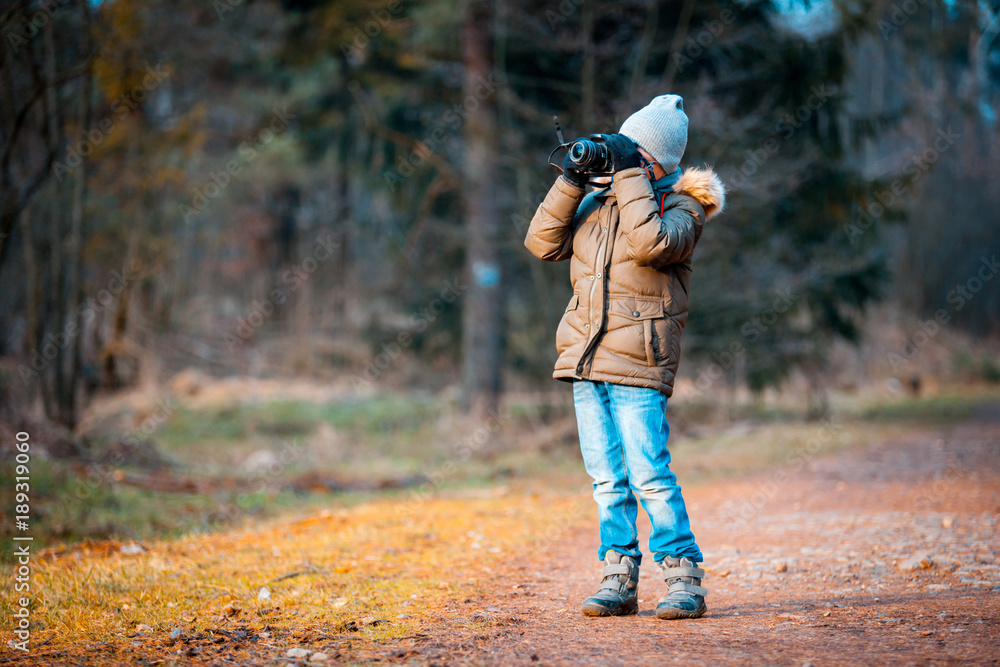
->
xmin=619 ymin=94 xmax=688 ymax=173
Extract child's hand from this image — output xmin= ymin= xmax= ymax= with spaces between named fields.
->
xmin=561 ymin=152 xmax=590 ymax=188
xmin=605 ymin=134 xmax=643 ymax=172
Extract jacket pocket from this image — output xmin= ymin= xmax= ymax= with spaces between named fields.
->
xmin=607 ymin=297 xmax=664 ymax=366
xmin=565 ymin=292 xmax=580 ymax=312
xmin=608 ymin=297 xmax=663 ymax=321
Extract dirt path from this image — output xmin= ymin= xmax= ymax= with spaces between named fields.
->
xmin=367 ymin=416 xmax=1000 ymax=665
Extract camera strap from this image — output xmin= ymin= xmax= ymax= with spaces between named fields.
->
xmin=642 ymin=160 xmax=657 ymax=182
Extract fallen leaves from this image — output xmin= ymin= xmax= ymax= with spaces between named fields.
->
xmin=336 ymin=617 xmax=390 ymax=632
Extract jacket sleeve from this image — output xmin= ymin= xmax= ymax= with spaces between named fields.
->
xmin=524 ymin=176 xmax=586 ymax=262
xmin=612 ymin=167 xmax=704 ymax=266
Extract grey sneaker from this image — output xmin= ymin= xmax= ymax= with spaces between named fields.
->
xmin=655 ymin=556 xmax=707 ymax=619
xmin=581 ymin=551 xmax=639 ymax=617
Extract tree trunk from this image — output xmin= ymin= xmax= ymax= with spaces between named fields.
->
xmin=628 ymin=0 xmax=658 ymax=103
xmin=63 ymin=9 xmax=92 ymax=429
xmin=0 ymin=4 xmax=64 ymax=274
xmin=105 ymin=216 xmax=141 ymax=391
xmin=333 ymin=163 xmax=351 ymax=332
xmin=48 ymin=190 xmax=68 ymax=424
xmin=19 ymin=207 xmax=44 ymax=416
xmin=581 ymin=0 xmax=596 ymax=130
xmin=460 ymin=0 xmax=504 ymax=417
xmin=661 ymin=0 xmax=695 ymax=92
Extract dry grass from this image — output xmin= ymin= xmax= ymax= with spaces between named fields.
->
xmin=0 ymin=489 xmax=590 ymax=664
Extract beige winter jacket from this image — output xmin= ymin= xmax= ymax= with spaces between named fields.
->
xmin=524 ymin=166 xmax=725 ymax=396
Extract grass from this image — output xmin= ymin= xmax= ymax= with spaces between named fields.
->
xmin=173 ymin=392 xmax=490 ymax=485
xmin=666 ymin=386 xmax=1000 ymax=483
xmin=856 ymin=389 xmax=1000 ymax=423
xmin=158 ymin=394 xmax=442 ymax=444
xmin=0 ymin=456 xmax=363 ymax=563
xmin=0 ymin=491 xmax=591 ymax=664
xmin=0 ymin=388 xmax=576 ymax=564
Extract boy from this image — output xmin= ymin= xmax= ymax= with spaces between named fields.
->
xmin=524 ymin=94 xmax=725 ymax=619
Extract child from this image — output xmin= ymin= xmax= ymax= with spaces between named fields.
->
xmin=524 ymin=94 xmax=725 ymax=619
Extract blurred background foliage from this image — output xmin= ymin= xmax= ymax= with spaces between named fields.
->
xmin=1 ymin=0 xmax=999 ymax=429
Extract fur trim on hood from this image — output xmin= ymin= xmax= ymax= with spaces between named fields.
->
xmin=674 ymin=166 xmax=725 ymax=220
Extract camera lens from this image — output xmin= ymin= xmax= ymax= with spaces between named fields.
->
xmin=568 ymin=137 xmax=610 ymax=172
xmin=570 ymin=139 xmax=598 ymax=167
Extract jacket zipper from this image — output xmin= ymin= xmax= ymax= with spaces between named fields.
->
xmin=578 ymin=208 xmax=611 ymax=377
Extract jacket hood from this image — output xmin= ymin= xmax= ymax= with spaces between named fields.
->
xmin=674 ymin=166 xmax=725 ymax=220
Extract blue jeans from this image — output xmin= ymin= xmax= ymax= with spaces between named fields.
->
xmin=573 ymin=379 xmax=702 ymax=565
